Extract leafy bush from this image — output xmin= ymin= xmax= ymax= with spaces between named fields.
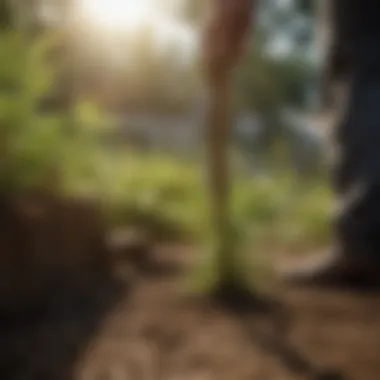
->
xmin=0 ymin=30 xmax=106 ymax=193
xmin=86 ymin=149 xmax=332 ymax=250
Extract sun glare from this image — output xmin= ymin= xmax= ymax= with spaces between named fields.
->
xmin=76 ymin=0 xmax=197 ymax=58
xmin=79 ymin=0 xmax=154 ymax=30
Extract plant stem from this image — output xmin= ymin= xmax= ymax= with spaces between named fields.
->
xmin=206 ymin=78 xmax=237 ymax=283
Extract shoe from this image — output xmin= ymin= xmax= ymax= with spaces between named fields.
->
xmin=278 ymin=249 xmax=380 ymax=290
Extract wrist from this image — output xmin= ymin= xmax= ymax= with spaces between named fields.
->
xmin=212 ymin=0 xmax=255 ymax=35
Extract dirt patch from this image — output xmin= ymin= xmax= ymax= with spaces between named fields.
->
xmin=0 ymin=192 xmax=114 ymax=312
xmin=3 ymin=246 xmax=380 ymax=380
xmin=0 ymin=277 xmax=127 ymax=380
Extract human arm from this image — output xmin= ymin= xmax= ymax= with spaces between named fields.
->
xmin=202 ymin=0 xmax=258 ymax=85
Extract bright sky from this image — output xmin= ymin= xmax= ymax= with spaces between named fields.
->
xmin=76 ymin=0 xmax=197 ymax=55
xmin=39 ymin=0 xmax=197 ymax=59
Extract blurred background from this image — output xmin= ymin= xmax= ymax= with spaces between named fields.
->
xmin=5 ymin=5 xmax=380 ymax=380
xmin=0 ymin=0 xmax=332 ymax=258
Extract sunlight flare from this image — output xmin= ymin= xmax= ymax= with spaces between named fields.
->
xmin=78 ymin=0 xmax=154 ymax=30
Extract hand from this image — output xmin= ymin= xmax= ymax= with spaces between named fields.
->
xmin=202 ymin=0 xmax=253 ymax=86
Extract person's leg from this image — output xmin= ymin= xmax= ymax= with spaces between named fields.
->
xmin=281 ymin=64 xmax=380 ymax=287
xmin=334 ymin=66 xmax=380 ymax=263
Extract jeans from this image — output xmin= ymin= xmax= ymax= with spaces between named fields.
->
xmin=333 ymin=64 xmax=380 ymax=261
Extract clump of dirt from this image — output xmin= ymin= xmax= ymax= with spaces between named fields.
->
xmin=3 ymin=245 xmax=380 ymax=380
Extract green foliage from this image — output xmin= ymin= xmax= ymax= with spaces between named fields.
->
xmin=235 ymin=48 xmax=314 ymax=114
xmin=0 ymin=0 xmax=11 ymax=29
xmin=0 ymin=29 xmax=106 ymax=192
xmin=81 ymin=149 xmax=332 ymax=250
xmin=235 ymin=48 xmax=282 ymax=113
xmin=88 ymin=152 xmax=208 ymax=241
xmin=272 ymin=56 xmax=313 ymax=107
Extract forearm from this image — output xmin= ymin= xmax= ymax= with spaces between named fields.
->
xmin=211 ymin=0 xmax=257 ymax=36
xmin=203 ymin=0 xmax=258 ymax=84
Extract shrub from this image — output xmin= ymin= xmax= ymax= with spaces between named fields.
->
xmin=0 ymin=30 xmax=106 ymax=194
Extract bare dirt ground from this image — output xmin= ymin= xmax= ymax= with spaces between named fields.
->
xmin=2 ymin=246 xmax=380 ymax=380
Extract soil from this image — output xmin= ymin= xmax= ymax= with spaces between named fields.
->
xmin=2 ymin=245 xmax=380 ymax=380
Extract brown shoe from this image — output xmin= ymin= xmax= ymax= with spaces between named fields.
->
xmin=278 ymin=250 xmax=380 ymax=290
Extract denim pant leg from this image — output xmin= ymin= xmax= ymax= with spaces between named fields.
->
xmin=333 ymin=67 xmax=380 ymax=261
